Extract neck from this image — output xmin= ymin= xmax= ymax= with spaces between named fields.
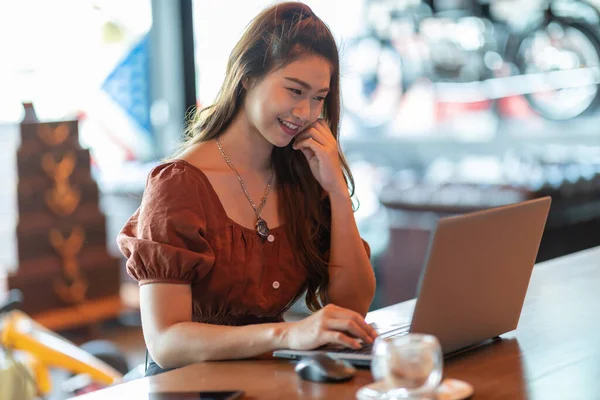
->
xmin=217 ymin=110 xmax=273 ymax=173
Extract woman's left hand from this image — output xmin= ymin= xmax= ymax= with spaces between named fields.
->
xmin=292 ymin=118 xmax=347 ymax=196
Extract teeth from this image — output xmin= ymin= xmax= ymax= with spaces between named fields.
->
xmin=279 ymin=119 xmax=298 ymax=130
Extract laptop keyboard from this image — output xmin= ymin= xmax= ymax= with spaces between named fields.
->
xmin=321 ymin=323 xmax=411 ymax=355
xmin=331 ymin=342 xmax=375 ymax=355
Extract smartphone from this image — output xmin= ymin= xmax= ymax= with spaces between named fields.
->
xmin=149 ymin=391 xmax=244 ymax=400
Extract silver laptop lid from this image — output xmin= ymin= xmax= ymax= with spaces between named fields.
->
xmin=410 ymin=196 xmax=552 ymax=354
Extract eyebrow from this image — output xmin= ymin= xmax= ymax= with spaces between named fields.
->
xmin=284 ymin=77 xmax=330 ymax=93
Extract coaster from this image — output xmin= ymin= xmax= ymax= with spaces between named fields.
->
xmin=356 ymin=378 xmax=474 ymax=400
xmin=436 ymin=379 xmax=474 ymax=400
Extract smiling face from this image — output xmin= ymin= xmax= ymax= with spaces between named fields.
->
xmin=242 ymin=54 xmax=332 ymax=147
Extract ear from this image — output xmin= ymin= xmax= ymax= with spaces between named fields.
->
xmin=242 ymin=76 xmax=252 ymax=90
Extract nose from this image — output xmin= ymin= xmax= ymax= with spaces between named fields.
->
xmin=291 ymin=99 xmax=310 ymax=124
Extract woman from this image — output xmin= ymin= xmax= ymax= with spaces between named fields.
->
xmin=117 ymin=1 xmax=377 ymax=376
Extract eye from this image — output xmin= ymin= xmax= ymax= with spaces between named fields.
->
xmin=313 ymin=96 xmax=326 ymax=102
xmin=287 ymin=88 xmax=302 ymax=95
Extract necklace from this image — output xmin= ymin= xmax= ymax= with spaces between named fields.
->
xmin=215 ymin=137 xmax=275 ymax=240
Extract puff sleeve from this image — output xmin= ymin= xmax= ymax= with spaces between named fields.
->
xmin=117 ymin=162 xmax=216 ymax=286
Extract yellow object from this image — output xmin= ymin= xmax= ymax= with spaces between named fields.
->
xmin=28 ymin=354 xmax=52 ymax=395
xmin=1 ymin=311 xmax=123 ymax=395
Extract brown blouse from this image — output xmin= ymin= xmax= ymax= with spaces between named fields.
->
xmin=117 ymin=160 xmax=369 ymax=326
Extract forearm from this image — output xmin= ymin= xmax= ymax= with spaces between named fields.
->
xmin=150 ymin=321 xmax=289 ymax=368
xmin=327 ymin=192 xmax=376 ymax=316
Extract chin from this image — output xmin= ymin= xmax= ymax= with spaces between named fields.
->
xmin=268 ymin=132 xmax=294 ymax=148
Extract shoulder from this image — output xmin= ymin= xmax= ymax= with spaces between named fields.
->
xmin=148 ymin=140 xmax=219 ymax=184
xmin=146 ymin=160 xmax=207 ymax=190
xmin=142 ymin=159 xmax=217 ymax=212
xmin=173 ymin=140 xmax=222 ymax=172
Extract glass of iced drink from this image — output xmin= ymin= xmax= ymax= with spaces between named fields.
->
xmin=370 ymin=334 xmax=443 ymax=399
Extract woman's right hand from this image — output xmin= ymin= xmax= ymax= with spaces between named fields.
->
xmin=282 ymin=304 xmax=379 ymax=350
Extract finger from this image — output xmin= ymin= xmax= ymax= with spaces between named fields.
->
xmin=295 ymin=128 xmax=327 ymax=146
xmin=300 ymin=147 xmax=315 ymax=161
xmin=315 ymin=119 xmax=337 ymax=144
xmin=293 ymin=139 xmax=320 ymax=163
xmin=293 ymin=131 xmax=313 ymax=144
xmin=293 ymin=136 xmax=326 ymax=154
xmin=308 ymin=121 xmax=335 ymax=145
xmin=296 ymin=120 xmax=330 ymax=143
xmin=346 ymin=315 xmax=378 ymax=342
xmin=367 ymin=323 xmax=379 ymax=340
xmin=327 ymin=306 xmax=378 ymax=340
xmin=326 ymin=318 xmax=374 ymax=344
xmin=316 ymin=118 xmax=330 ymax=131
xmin=324 ymin=330 xmax=362 ymax=349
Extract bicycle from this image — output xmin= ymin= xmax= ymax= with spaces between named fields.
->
xmin=342 ymin=0 xmax=600 ymax=127
xmin=0 ymin=290 xmax=127 ymax=399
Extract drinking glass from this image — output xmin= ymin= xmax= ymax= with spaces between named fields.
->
xmin=367 ymin=334 xmax=443 ymax=399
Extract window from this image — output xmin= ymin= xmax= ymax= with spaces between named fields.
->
xmin=0 ymin=0 xmax=154 ymax=170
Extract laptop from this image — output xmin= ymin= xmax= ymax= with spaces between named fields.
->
xmin=273 ymin=196 xmax=551 ymax=366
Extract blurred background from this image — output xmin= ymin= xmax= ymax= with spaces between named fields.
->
xmin=1 ymin=0 xmax=600 ymax=397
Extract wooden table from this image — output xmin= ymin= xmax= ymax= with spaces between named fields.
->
xmin=73 ymin=246 xmax=600 ymax=399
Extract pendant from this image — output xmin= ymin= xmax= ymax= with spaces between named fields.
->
xmin=255 ymin=218 xmax=270 ymax=239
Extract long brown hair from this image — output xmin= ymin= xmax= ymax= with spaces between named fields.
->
xmin=178 ymin=2 xmax=355 ymax=312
